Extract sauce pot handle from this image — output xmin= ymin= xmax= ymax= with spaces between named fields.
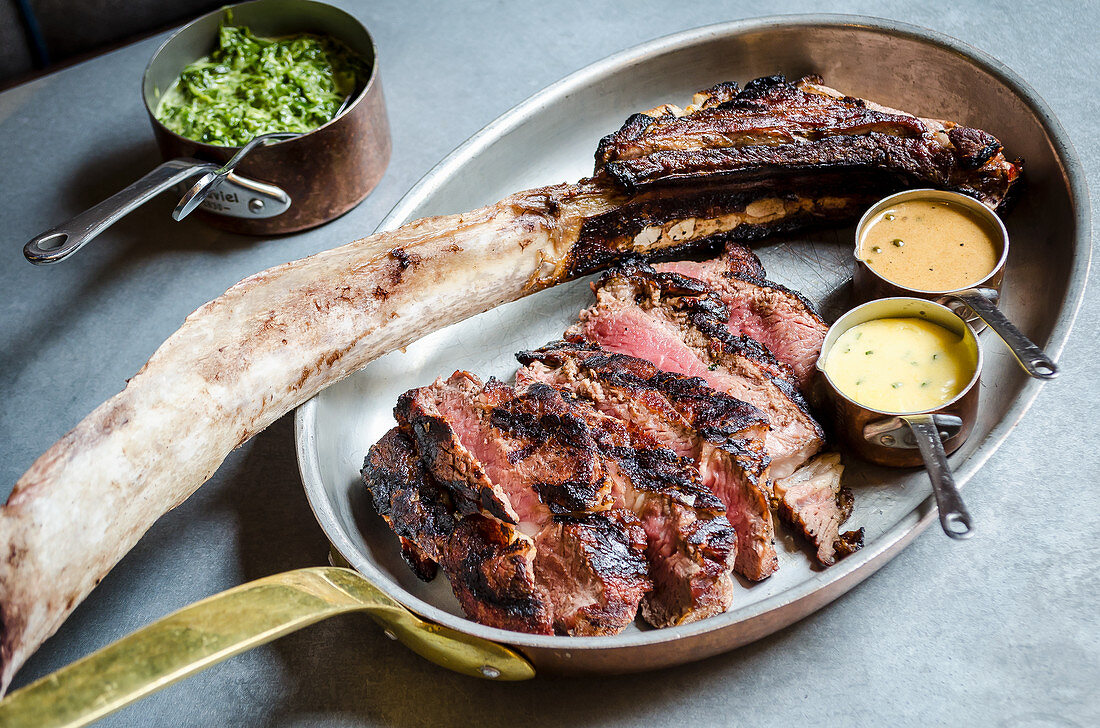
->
xmin=944 ymin=289 xmax=1059 ymax=380
xmin=902 ymin=414 xmax=974 ymax=540
xmin=23 ymin=158 xmax=216 ymax=265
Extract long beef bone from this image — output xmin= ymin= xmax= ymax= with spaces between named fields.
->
xmin=0 ymin=171 xmax=814 ymax=690
xmin=0 ymin=183 xmax=590 ymax=691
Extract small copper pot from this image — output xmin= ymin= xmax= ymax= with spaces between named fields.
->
xmin=25 ymin=0 xmax=390 ymax=264
xmin=852 ymin=189 xmax=1056 ymax=379
xmin=817 ymin=297 xmax=982 ymax=539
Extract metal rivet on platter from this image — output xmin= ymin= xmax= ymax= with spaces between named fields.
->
xmin=382 ymin=629 xmax=397 ymax=641
xmin=249 ymin=198 xmax=265 ymax=213
xmin=479 ymin=665 xmax=501 ymax=679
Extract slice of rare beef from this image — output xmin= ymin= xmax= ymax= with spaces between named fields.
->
xmin=518 ymin=342 xmax=779 ymax=581
xmin=567 ymin=397 xmax=736 ymax=626
xmin=394 ymin=372 xmax=650 ymax=635
xmin=568 ymin=259 xmax=823 ymax=478
xmin=772 ymin=452 xmax=864 ymax=566
xmin=363 ymin=427 xmax=553 ymax=633
xmin=655 ymin=242 xmax=828 ymax=391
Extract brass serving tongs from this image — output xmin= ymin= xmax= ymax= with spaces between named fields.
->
xmin=0 ymin=563 xmax=533 ymax=728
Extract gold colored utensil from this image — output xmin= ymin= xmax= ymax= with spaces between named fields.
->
xmin=0 ymin=566 xmax=534 ymax=728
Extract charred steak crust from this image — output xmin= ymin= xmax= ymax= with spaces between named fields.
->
xmin=517 ymin=342 xmax=779 ymax=581
xmin=517 ymin=341 xmax=769 ymax=454
xmin=438 ymin=516 xmax=553 ymax=634
xmin=362 ymin=428 xmax=453 ymax=580
xmin=362 ymin=428 xmax=553 ymax=634
xmin=569 ymin=257 xmax=825 ymax=478
xmin=484 ymin=380 xmax=610 ymax=515
xmin=654 ymin=243 xmax=829 ymax=392
xmin=564 ymin=174 xmax=880 ymax=279
xmin=384 ymin=372 xmax=650 ymax=636
xmin=591 ymin=257 xmax=801 ymax=387
xmin=594 ymin=74 xmax=1021 ymax=210
xmin=535 ymin=510 xmax=652 ymax=634
xmin=567 ymin=397 xmax=737 ymax=626
xmin=395 ymin=383 xmax=518 ymax=524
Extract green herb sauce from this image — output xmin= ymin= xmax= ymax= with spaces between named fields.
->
xmin=155 ymin=16 xmax=366 ymax=146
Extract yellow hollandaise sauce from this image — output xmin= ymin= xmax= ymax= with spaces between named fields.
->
xmin=823 ymin=317 xmax=977 ymax=413
xmin=858 ymin=198 xmax=1001 ymax=292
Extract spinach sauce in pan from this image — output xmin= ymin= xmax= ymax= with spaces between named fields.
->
xmin=155 ymin=16 xmax=366 ymax=147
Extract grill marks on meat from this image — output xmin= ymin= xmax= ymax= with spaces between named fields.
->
xmin=365 ymin=243 xmax=856 ymax=633
xmin=773 ymin=453 xmax=864 ymax=566
xmin=595 ymin=75 xmax=1021 ymax=211
xmin=654 ymin=243 xmax=828 ymax=392
xmin=386 ymin=372 xmax=650 ymax=635
xmin=517 ymin=342 xmax=778 ymax=581
xmin=568 ymin=259 xmax=824 ymax=478
xmin=363 ymin=428 xmax=552 ymax=633
xmin=0 ymin=76 xmax=1015 ymax=686
xmin=567 ymin=400 xmax=736 ymax=626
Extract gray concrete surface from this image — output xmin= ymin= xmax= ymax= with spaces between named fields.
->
xmin=1 ymin=1 xmax=1097 ymax=726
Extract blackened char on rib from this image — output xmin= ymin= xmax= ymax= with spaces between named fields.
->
xmin=517 ymin=342 xmax=778 ymax=581
xmin=655 ymin=243 xmax=829 ymax=392
xmin=773 ymin=453 xmax=864 ymax=566
xmin=380 ymin=372 xmax=651 ymax=636
xmin=567 ymin=258 xmax=824 ymax=479
xmin=544 ymin=76 xmax=1021 ymax=280
xmin=594 ymin=75 xmax=1021 ymax=211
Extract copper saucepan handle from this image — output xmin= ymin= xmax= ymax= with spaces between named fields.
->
xmin=0 ymin=567 xmax=534 ymax=727
xmin=23 ymin=158 xmax=292 ymax=266
xmin=942 ymin=289 xmax=1058 ymax=380
xmin=864 ymin=414 xmax=973 ymax=539
xmin=23 ymin=159 xmax=215 ymax=265
xmin=903 ymin=414 xmax=974 ymax=540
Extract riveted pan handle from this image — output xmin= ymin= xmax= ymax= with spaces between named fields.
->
xmin=943 ymin=289 xmax=1058 ymax=379
xmin=0 ymin=567 xmax=533 ymax=728
xmin=23 ymin=158 xmax=218 ymax=265
xmin=902 ymin=414 xmax=974 ymax=539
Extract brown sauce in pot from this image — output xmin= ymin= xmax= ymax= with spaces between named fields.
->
xmin=858 ymin=199 xmax=1001 ymax=292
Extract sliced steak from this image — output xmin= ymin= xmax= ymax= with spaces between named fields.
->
xmin=568 ymin=398 xmax=736 ymax=626
xmin=518 ymin=342 xmax=778 ymax=581
xmin=772 ymin=453 xmax=864 ymax=566
xmin=654 ymin=243 xmax=828 ymax=391
xmin=568 ymin=259 xmax=823 ymax=478
xmin=363 ymin=428 xmax=553 ymax=633
xmin=393 ymin=372 xmax=650 ymax=635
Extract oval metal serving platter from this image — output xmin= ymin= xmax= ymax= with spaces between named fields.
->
xmin=296 ymin=15 xmax=1089 ymax=673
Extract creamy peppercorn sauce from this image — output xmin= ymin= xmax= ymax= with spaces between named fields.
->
xmin=858 ymin=198 xmax=1001 ymax=292
xmin=822 ymin=317 xmax=978 ymax=413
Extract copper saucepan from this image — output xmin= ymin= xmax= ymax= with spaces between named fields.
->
xmin=817 ymin=297 xmax=981 ymax=539
xmin=23 ymin=0 xmax=391 ymax=265
xmin=852 ymin=189 xmax=1058 ymax=379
